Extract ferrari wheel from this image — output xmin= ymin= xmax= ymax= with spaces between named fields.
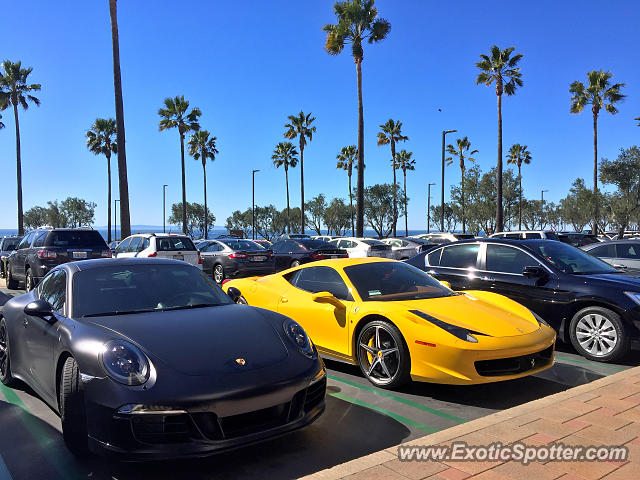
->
xmin=5 ymin=266 xmax=17 ymax=289
xmin=0 ymin=318 xmax=15 ymax=387
xmin=213 ymin=265 xmax=225 ymax=284
xmin=59 ymin=357 xmax=88 ymax=455
xmin=356 ymin=320 xmax=410 ymax=389
xmin=569 ymin=306 xmax=628 ymax=362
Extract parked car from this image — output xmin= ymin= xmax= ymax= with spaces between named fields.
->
xmin=582 ymin=240 xmax=640 ymax=270
xmin=0 ymin=258 xmax=325 ymax=458
xmin=253 ymin=239 xmax=272 ymax=249
xmin=277 ymin=233 xmax=311 ymax=241
xmin=198 ymin=238 xmax=275 ymax=284
xmin=328 ymin=237 xmax=394 ymax=259
xmin=6 ymin=228 xmax=110 ymax=291
xmin=557 ymin=232 xmax=601 ymax=247
xmin=490 ymin=230 xmax=560 ymax=240
xmin=311 ymin=235 xmax=342 ymax=242
xmin=0 ymin=235 xmax=22 ymax=278
xmin=271 ymin=239 xmax=347 ymax=271
xmin=380 ymin=237 xmax=434 ymax=260
xmin=406 ymin=238 xmax=640 ymax=362
xmin=108 ymin=240 xmax=121 ymax=250
xmin=410 ymin=232 xmax=476 ymax=244
xmin=224 ymin=258 xmax=555 ymax=388
xmin=112 ymin=233 xmax=202 ymax=269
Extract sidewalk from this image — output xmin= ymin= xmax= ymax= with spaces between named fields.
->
xmin=304 ymin=365 xmax=640 ymax=480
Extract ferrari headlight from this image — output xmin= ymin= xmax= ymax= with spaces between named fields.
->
xmin=283 ymin=319 xmax=316 ymax=358
xmin=411 ymin=310 xmax=478 ymax=343
xmin=531 ymin=311 xmax=550 ymax=327
xmin=102 ymin=340 xmax=150 ymax=386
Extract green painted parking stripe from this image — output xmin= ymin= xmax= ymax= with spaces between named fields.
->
xmin=328 ymin=374 xmax=467 ymax=423
xmin=555 ymin=354 xmax=626 ymax=372
xmin=0 ymin=454 xmax=12 ymax=480
xmin=329 ymin=391 xmax=438 ymax=433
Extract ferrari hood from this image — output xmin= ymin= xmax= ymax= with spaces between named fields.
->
xmin=86 ymin=305 xmax=289 ymax=376
xmin=395 ymin=294 xmax=539 ymax=337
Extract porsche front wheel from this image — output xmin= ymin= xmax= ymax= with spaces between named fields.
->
xmin=356 ymin=320 xmax=410 ymax=389
xmin=59 ymin=357 xmax=88 ymax=455
xmin=0 ymin=318 xmax=15 ymax=387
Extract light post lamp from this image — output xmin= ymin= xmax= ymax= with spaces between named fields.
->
xmin=541 ymin=189 xmax=549 ymax=229
xmin=114 ymin=199 xmax=120 ymax=240
xmin=163 ymin=184 xmax=168 ymax=233
xmin=441 ymin=129 xmax=457 ymax=232
xmin=252 ymin=169 xmax=260 ymax=239
xmin=427 ymin=182 xmax=436 ymax=233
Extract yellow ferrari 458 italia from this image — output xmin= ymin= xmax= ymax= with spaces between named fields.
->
xmin=224 ymin=258 xmax=556 ymax=388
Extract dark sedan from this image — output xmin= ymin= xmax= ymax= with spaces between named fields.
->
xmin=198 ymin=238 xmax=275 ymax=284
xmin=0 ymin=259 xmax=326 ymax=459
xmin=271 ymin=239 xmax=348 ymax=272
xmin=407 ymin=238 xmax=640 ymax=362
xmin=0 ymin=235 xmax=22 ymax=278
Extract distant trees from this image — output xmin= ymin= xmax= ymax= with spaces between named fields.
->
xmin=168 ymin=202 xmax=215 ymax=238
xmin=24 ymin=197 xmax=96 ymax=230
xmin=377 ymin=119 xmax=408 ymax=236
xmin=336 ymin=145 xmax=357 ymax=234
xmin=599 ymin=146 xmax=640 ymax=237
xmin=446 ymin=137 xmax=477 ymax=233
xmin=272 ymin=142 xmax=299 ymax=233
xmin=188 ymin=130 xmax=218 ymax=239
xmin=505 ymin=143 xmax=532 ymax=229
xmin=364 ymin=183 xmax=403 ymax=238
xmin=395 ymin=149 xmax=415 ymax=237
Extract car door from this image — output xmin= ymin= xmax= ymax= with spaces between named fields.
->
xmin=272 ymin=241 xmax=290 ymax=271
xmin=429 ymin=243 xmax=482 ymax=290
xmin=614 ymin=243 xmax=640 ymax=270
xmin=13 ymin=232 xmax=35 ymax=279
xmin=200 ymin=242 xmax=221 ymax=275
xmin=277 ymin=266 xmax=353 ymax=356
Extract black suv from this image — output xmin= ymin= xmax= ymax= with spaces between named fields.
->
xmin=6 ymin=228 xmax=110 ymax=290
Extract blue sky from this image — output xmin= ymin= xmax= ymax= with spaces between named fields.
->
xmin=1 ymin=0 xmax=639 ymax=230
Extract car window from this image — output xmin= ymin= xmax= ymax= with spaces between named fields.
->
xmin=486 ymin=244 xmax=540 ymax=274
xmin=530 ymin=242 xmax=616 ymax=274
xmin=616 ymin=244 xmax=640 ymax=259
xmin=589 ymin=244 xmax=615 ymax=258
xmin=2 ymin=237 xmax=21 ymax=251
xmin=545 ymin=232 xmax=560 ymax=241
xmin=222 ymin=240 xmax=262 ymax=251
xmin=39 ymin=270 xmax=66 ymax=315
xmin=17 ymin=232 xmax=34 ymax=249
xmin=156 ymin=237 xmax=196 ymax=251
xmin=129 ymin=237 xmax=143 ymax=252
xmin=46 ymin=230 xmax=107 ymax=248
xmin=439 ymin=244 xmax=479 ymax=269
xmin=524 ymin=233 xmax=542 ymax=239
xmin=504 ymin=233 xmax=522 ymax=239
xmin=271 ymin=241 xmax=285 ymax=253
xmin=204 ymin=242 xmax=220 ymax=252
xmin=33 ymin=231 xmax=48 ymax=247
xmin=286 ymin=266 xmax=351 ymax=300
xmin=115 ymin=237 xmax=132 ymax=253
xmin=289 ymin=241 xmax=305 ymax=253
xmin=426 ymin=248 xmax=442 ymax=266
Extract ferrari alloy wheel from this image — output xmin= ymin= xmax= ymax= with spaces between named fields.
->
xmin=59 ymin=357 xmax=89 ymax=455
xmin=213 ymin=265 xmax=225 ymax=284
xmin=0 ymin=318 xmax=15 ymax=387
xmin=5 ymin=267 xmax=17 ymax=289
xmin=356 ymin=320 xmax=410 ymax=388
xmin=569 ymin=306 xmax=628 ymax=362
xmin=25 ymin=269 xmax=33 ymax=292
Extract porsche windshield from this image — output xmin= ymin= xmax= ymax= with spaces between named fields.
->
xmin=527 ymin=242 xmax=617 ymax=274
xmin=344 ymin=262 xmax=454 ymax=302
xmin=73 ymin=264 xmax=232 ymax=317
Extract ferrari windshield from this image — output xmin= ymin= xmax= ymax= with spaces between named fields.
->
xmin=344 ymin=261 xmax=454 ymax=302
xmin=527 ymin=241 xmax=617 ymax=274
xmin=73 ymin=264 xmax=232 ymax=317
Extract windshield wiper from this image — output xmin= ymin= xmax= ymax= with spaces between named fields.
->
xmin=159 ymin=303 xmax=221 ymax=311
xmin=82 ymin=308 xmax=159 ymax=317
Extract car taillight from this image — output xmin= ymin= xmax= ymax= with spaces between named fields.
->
xmin=229 ymin=252 xmax=248 ymax=259
xmin=340 ymin=253 xmax=349 ymax=258
xmin=310 ymin=252 xmax=327 ymax=260
xmin=37 ymin=250 xmax=57 ymax=259
xmin=198 ymin=251 xmax=203 ymax=264
xmin=148 ymin=252 xmax=157 ymax=257
xmin=101 ymin=250 xmax=111 ymax=258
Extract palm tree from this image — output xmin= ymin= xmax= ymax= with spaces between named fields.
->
xmin=158 ymin=95 xmax=201 ymax=234
xmin=284 ymin=111 xmax=316 ymax=233
xmin=506 ymin=143 xmax=531 ymax=230
xmin=323 ymin=0 xmax=390 ymax=236
xmin=377 ymin=119 xmax=408 ymax=236
xmin=0 ymin=112 xmax=4 ymax=130
xmin=188 ymin=130 xmax=219 ymax=239
xmin=446 ymin=137 xmax=478 ymax=234
xmin=272 ymin=142 xmax=299 ymax=233
xmin=108 ymin=0 xmax=131 ymax=239
xmin=476 ymin=45 xmax=523 ymax=233
xmin=635 ymin=117 xmax=640 ymax=126
xmin=336 ymin=145 xmax=357 ymax=234
xmin=0 ymin=60 xmax=41 ymax=235
xmin=569 ymin=71 xmax=625 ymax=235
xmin=395 ymin=149 xmax=415 ymax=237
xmin=86 ymin=118 xmax=118 ymax=243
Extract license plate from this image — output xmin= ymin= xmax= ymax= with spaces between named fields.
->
xmin=174 ymin=254 xmax=184 ymax=261
xmin=72 ymin=251 xmax=87 ymax=259
xmin=251 ymin=256 xmax=266 ymax=262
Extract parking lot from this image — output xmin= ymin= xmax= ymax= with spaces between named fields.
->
xmin=0 ymin=283 xmax=636 ymax=480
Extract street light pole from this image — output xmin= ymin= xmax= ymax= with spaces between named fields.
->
xmin=541 ymin=189 xmax=549 ymax=229
xmin=252 ymin=169 xmax=260 ymax=239
xmin=114 ymin=199 xmax=120 ymax=240
xmin=163 ymin=184 xmax=168 ymax=233
xmin=427 ymin=182 xmax=436 ymax=233
xmin=441 ymin=129 xmax=457 ymax=232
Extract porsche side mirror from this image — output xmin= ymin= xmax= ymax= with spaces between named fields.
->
xmin=24 ymin=299 xmax=55 ymax=322
xmin=227 ymin=287 xmax=242 ymax=303
xmin=311 ymin=291 xmax=336 ymax=302
xmin=439 ymin=280 xmax=452 ymax=289
xmin=523 ymin=266 xmax=546 ymax=278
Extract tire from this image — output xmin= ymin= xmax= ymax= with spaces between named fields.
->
xmin=59 ymin=357 xmax=89 ymax=455
xmin=291 ymin=260 xmax=301 ymax=268
xmin=0 ymin=318 xmax=16 ymax=387
xmin=5 ymin=266 xmax=17 ymax=289
xmin=569 ymin=306 xmax=629 ymax=362
xmin=355 ymin=320 xmax=411 ymax=389
xmin=25 ymin=268 xmax=34 ymax=292
xmin=213 ymin=264 xmax=225 ymax=284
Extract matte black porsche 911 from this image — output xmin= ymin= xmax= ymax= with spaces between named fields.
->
xmin=0 ymin=258 xmax=326 ymax=459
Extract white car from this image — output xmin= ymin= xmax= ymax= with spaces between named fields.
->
xmin=328 ymin=237 xmax=394 ymax=258
xmin=410 ymin=232 xmax=476 ymax=244
xmin=380 ymin=237 xmax=425 ymax=260
xmin=489 ymin=230 xmax=560 ymax=241
xmin=113 ymin=233 xmax=202 ymax=269
xmin=311 ymin=235 xmax=342 ymax=242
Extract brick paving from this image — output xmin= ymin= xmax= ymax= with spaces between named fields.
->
xmin=303 ymin=366 xmax=640 ymax=480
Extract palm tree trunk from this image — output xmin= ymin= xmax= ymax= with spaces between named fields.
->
xmin=12 ymin=103 xmax=23 ymax=235
xmin=355 ymin=59 xmax=365 ymax=237
xmin=461 ymin=164 xmax=465 ymax=234
xmin=593 ymin=112 xmax=598 ymax=236
xmin=348 ymin=170 xmax=354 ymax=235
xmin=403 ymin=169 xmax=408 ymax=237
xmin=179 ymin=131 xmax=187 ymax=234
xmin=518 ymin=164 xmax=522 ymax=230
xmin=496 ymin=93 xmax=504 ymax=232
xmin=285 ymin=165 xmax=291 ymax=234
xmin=300 ymin=141 xmax=305 ymax=234
xmin=391 ymin=140 xmax=397 ymax=237
xmin=107 ymin=151 xmax=112 ymax=243
xmin=109 ymin=0 xmax=131 ymax=239
xmin=203 ymin=158 xmax=208 ymax=239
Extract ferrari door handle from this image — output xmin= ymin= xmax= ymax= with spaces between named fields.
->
xmin=281 ymin=297 xmax=288 ymax=303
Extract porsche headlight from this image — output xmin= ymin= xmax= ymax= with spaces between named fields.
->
xmin=283 ymin=319 xmax=316 ymax=358
xmin=531 ymin=311 xmax=550 ymax=327
xmin=102 ymin=340 xmax=150 ymax=386
xmin=411 ymin=310 xmax=478 ymax=343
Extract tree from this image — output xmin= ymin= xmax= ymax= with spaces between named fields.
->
xmin=225 ymin=209 xmax=253 ymax=238
xmin=61 ymin=197 xmax=97 ymax=228
xmin=446 ymin=137 xmax=478 ymax=234
xmin=395 ymin=149 xmax=415 ymax=237
xmin=559 ymin=179 xmax=594 ymax=232
xmin=377 ymin=119 xmax=408 ymax=235
xmin=23 ymin=206 xmax=48 ymax=230
xmin=599 ymin=146 xmax=640 ymax=237
xmin=475 ymin=45 xmax=523 ymax=232
xmin=86 ymin=118 xmax=117 ymax=242
xmin=108 ymin=0 xmax=131 ymax=239
xmin=324 ymin=198 xmax=352 ymax=235
xmin=272 ymin=142 xmax=299 ymax=233
xmin=24 ymin=198 xmax=96 ymax=229
xmin=336 ymin=145 xmax=357 ymax=234
xmin=305 ymin=194 xmax=326 ymax=235
xmin=323 ymin=0 xmax=390 ymax=236
xmin=158 ymin=95 xmax=202 ymax=234
xmin=168 ymin=202 xmax=215 ymax=238
xmin=364 ymin=183 xmax=402 ymax=238
xmin=0 ymin=60 xmax=41 ymax=235
xmin=505 ymin=143 xmax=532 ymax=229
xmin=188 ymin=130 xmax=218 ymax=239
xmin=284 ymin=111 xmax=316 ymax=233
xmin=429 ymin=204 xmax=458 ymax=233
xmin=570 ymin=70 xmax=625 ymax=235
